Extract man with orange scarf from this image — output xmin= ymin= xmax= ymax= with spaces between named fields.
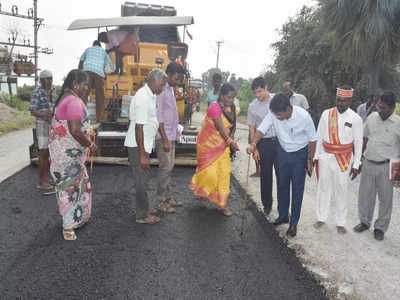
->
xmin=313 ymin=86 xmax=363 ymax=234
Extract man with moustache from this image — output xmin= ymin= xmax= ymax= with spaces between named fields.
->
xmin=313 ymin=86 xmax=363 ymax=234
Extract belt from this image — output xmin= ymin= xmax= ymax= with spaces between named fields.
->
xmin=366 ymin=159 xmax=389 ymax=164
xmin=261 ymin=137 xmax=276 ymax=141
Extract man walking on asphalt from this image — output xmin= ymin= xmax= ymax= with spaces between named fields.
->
xmin=79 ymin=40 xmax=108 ymax=121
xmin=354 ymin=91 xmax=400 ymax=241
xmin=154 ymin=62 xmax=185 ymax=213
xmin=247 ymin=94 xmax=317 ymax=237
xmin=247 ymin=77 xmax=277 ymax=215
xmin=125 ymin=69 xmax=167 ymax=224
xmin=282 ymin=81 xmax=310 ymax=111
xmin=29 ymin=69 xmax=55 ymax=193
xmin=313 ymin=87 xmax=363 ymax=234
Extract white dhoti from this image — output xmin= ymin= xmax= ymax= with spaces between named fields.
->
xmin=316 ymin=154 xmax=351 ymax=226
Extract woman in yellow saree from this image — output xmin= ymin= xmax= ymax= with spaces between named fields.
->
xmin=189 ymin=83 xmax=239 ymax=216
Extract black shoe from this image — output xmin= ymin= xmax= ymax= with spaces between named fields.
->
xmin=374 ymin=229 xmax=384 ymax=241
xmin=353 ymin=223 xmax=369 ymax=233
xmin=273 ymin=216 xmax=289 ymax=226
xmin=286 ymin=224 xmax=297 ymax=238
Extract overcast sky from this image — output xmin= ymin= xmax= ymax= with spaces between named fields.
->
xmin=1 ymin=0 xmax=316 ymax=85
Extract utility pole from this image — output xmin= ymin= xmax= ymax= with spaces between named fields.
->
xmin=33 ymin=0 xmax=38 ymax=86
xmin=0 ymin=1 xmax=52 ymax=87
xmin=216 ymin=40 xmax=223 ymax=69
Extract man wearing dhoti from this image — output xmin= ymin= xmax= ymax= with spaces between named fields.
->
xmin=313 ymin=87 xmax=363 ymax=234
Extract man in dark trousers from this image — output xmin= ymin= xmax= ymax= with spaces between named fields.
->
xmin=247 ymin=77 xmax=277 ymax=215
xmin=247 ymin=94 xmax=317 ymax=237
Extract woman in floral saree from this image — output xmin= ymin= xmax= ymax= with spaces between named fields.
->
xmin=189 ymin=83 xmax=239 ymax=216
xmin=49 ymin=70 xmax=97 ymax=240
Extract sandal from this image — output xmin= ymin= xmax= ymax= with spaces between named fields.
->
xmin=63 ymin=228 xmax=77 ymax=241
xmin=136 ymin=215 xmax=161 ymax=224
xmin=167 ymin=199 xmax=183 ymax=207
xmin=155 ymin=202 xmax=176 ymax=213
xmin=217 ymin=208 xmax=233 ymax=217
xmin=37 ymin=184 xmax=54 ymax=190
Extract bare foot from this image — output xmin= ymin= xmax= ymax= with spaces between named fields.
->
xmin=167 ymin=199 xmax=183 ymax=207
xmin=337 ymin=226 xmax=347 ymax=234
xmin=217 ymin=208 xmax=233 ymax=217
xmin=199 ymin=198 xmax=208 ymax=207
xmin=313 ymin=221 xmax=325 ymax=229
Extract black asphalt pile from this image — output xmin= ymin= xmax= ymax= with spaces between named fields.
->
xmin=0 ymin=165 xmax=327 ymax=299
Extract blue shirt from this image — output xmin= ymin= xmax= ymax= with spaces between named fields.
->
xmin=207 ymin=90 xmax=219 ymax=104
xmin=257 ymin=106 xmax=317 ymax=152
xmin=80 ymin=45 xmax=108 ymax=78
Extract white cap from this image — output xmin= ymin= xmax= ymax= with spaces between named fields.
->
xmin=39 ymin=70 xmax=52 ymax=79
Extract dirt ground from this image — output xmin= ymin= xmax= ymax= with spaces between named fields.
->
xmin=0 ymin=103 xmax=19 ymax=124
xmin=226 ymin=114 xmax=400 ymax=300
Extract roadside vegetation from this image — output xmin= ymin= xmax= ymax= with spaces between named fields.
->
xmin=0 ymin=93 xmax=35 ymax=136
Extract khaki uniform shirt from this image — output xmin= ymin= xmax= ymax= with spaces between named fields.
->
xmin=363 ymin=112 xmax=400 ymax=162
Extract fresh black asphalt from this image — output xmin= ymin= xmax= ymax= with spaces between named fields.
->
xmin=0 ymin=165 xmax=327 ymax=299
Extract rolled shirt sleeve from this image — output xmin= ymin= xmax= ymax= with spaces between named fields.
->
xmin=257 ymin=113 xmax=273 ymax=136
xmin=134 ymin=95 xmax=149 ymax=125
xmin=247 ymin=108 xmax=256 ymax=126
xmin=352 ymin=115 xmax=363 ymax=169
xmin=305 ymin=112 xmax=317 ymax=142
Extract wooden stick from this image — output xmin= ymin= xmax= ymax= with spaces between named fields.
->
xmin=244 ymin=153 xmax=251 ymax=209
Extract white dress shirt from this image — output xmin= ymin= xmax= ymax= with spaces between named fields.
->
xmin=124 ymin=84 xmax=159 ymax=153
xmin=314 ymin=107 xmax=363 ymax=169
xmin=257 ymin=106 xmax=317 ymax=152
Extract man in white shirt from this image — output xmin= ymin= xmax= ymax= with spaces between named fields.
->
xmin=247 ymin=94 xmax=317 ymax=237
xmin=124 ymin=69 xmax=167 ymax=224
xmin=313 ymin=87 xmax=363 ymax=234
xmin=283 ymin=81 xmax=309 ymax=111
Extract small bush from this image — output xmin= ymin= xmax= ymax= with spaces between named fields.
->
xmin=0 ymin=93 xmax=30 ymax=111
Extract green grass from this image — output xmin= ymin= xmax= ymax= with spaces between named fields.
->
xmin=0 ymin=111 xmax=35 ymax=135
xmin=396 ymin=103 xmax=400 ymax=116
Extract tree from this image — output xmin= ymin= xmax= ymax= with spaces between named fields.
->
xmin=201 ymin=67 xmax=230 ymax=90
xmin=320 ymin=0 xmax=400 ymax=94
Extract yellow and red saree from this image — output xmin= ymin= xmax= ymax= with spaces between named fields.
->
xmin=189 ymin=105 xmax=232 ymax=208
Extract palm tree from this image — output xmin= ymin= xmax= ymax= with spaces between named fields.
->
xmin=320 ymin=0 xmax=400 ymax=94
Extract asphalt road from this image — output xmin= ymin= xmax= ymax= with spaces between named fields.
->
xmin=0 ymin=165 xmax=327 ymax=300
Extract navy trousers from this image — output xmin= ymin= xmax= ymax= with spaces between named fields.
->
xmin=276 ymin=143 xmax=308 ymax=225
xmin=257 ymin=138 xmax=278 ymax=211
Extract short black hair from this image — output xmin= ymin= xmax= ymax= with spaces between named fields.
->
xmin=166 ymin=62 xmax=184 ymax=76
xmin=251 ymin=77 xmax=267 ymax=90
xmin=269 ymin=93 xmax=291 ymax=114
xmin=93 ymin=40 xmax=101 ymax=46
xmin=212 ymin=73 xmax=222 ymax=82
xmin=380 ymin=91 xmax=396 ymax=108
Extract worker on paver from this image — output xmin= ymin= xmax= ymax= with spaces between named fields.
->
xmin=247 ymin=94 xmax=317 ymax=238
xmin=124 ymin=69 xmax=167 ymax=224
xmin=29 ymin=69 xmax=55 ymax=193
xmin=154 ymin=62 xmax=185 ymax=213
xmin=313 ymin=86 xmax=363 ymax=234
xmin=282 ymin=81 xmax=310 ymax=111
xmin=354 ymin=91 xmax=400 ymax=241
xmin=247 ymin=77 xmax=277 ymax=215
xmin=78 ymin=40 xmax=108 ymax=121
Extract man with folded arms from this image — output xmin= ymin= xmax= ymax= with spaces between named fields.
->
xmin=313 ymin=86 xmax=363 ymax=234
